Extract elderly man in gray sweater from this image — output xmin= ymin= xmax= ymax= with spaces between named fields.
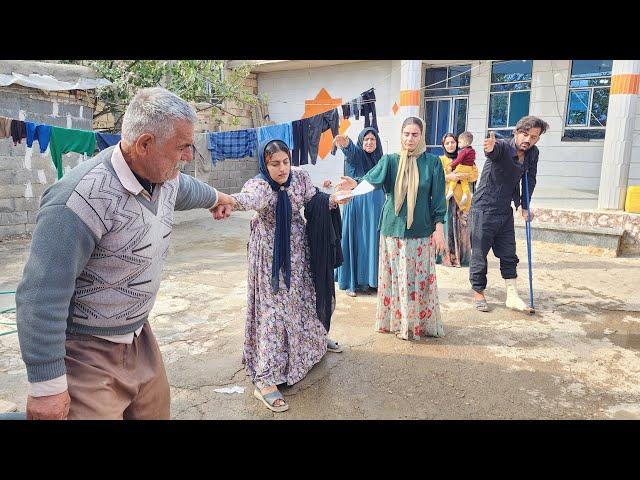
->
xmin=16 ymin=87 xmax=235 ymax=419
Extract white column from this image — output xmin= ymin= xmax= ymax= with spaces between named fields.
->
xmin=399 ymin=60 xmax=422 ymax=118
xmin=598 ymin=60 xmax=640 ymax=210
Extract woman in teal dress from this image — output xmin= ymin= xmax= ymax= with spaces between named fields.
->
xmin=332 ymin=127 xmax=386 ymax=297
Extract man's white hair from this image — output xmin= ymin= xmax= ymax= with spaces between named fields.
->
xmin=121 ymin=87 xmax=197 ymax=143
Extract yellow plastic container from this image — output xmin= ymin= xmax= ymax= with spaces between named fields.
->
xmin=625 ymin=185 xmax=640 ymax=213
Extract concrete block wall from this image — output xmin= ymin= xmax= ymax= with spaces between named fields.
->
xmin=194 ymin=72 xmax=258 ymax=133
xmin=0 ymin=85 xmax=95 ymax=240
xmin=184 ymin=133 xmax=259 ymax=195
xmin=0 ymin=85 xmax=94 ymax=131
xmin=91 ymin=71 xmax=261 ymax=196
xmin=185 ymin=71 xmax=260 ymax=194
xmin=0 ymin=70 xmax=262 ymax=240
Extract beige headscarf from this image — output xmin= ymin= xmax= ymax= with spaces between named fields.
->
xmin=394 ymin=117 xmax=427 ymax=229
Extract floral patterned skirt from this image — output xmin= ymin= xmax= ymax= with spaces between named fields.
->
xmin=376 ymin=235 xmax=445 ymax=340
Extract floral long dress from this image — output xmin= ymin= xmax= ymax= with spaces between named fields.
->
xmin=231 ymin=168 xmax=327 ymax=390
xmin=376 ymin=236 xmax=445 ymax=340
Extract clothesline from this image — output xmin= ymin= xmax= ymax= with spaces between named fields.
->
xmin=0 ymin=84 xmax=377 ymax=178
xmin=0 ymin=115 xmax=102 ymax=180
xmin=207 ymin=86 xmax=378 ymax=167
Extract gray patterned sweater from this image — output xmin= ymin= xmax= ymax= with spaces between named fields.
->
xmin=16 ymin=146 xmax=218 ymax=383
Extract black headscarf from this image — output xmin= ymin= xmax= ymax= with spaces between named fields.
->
xmin=441 ymin=133 xmax=458 ymax=160
xmin=256 ymin=139 xmax=292 ymax=293
xmin=356 ymin=127 xmax=383 ymax=173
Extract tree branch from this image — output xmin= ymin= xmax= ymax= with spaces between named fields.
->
xmin=125 ymin=60 xmax=140 ymax=72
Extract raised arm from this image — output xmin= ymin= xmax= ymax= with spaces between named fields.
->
xmin=360 ymin=154 xmax=390 ymax=188
xmin=230 ymin=178 xmax=273 ymax=212
xmin=484 ymin=132 xmax=506 ymax=162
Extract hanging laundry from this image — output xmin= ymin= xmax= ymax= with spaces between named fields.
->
xmin=49 ymin=126 xmax=96 ymax=180
xmin=207 ymin=129 xmax=257 ymax=166
xmin=10 ymin=120 xmax=27 ymax=145
xmin=96 ymin=132 xmax=121 ymax=151
xmin=341 ymin=104 xmax=351 ymax=120
xmin=307 ymin=108 xmax=340 ymax=165
xmin=351 ymin=96 xmax=361 ymax=120
xmin=25 ymin=122 xmax=52 ymax=153
xmin=257 ymin=122 xmax=293 ymax=150
xmin=361 ymin=88 xmax=378 ymax=131
xmin=291 ymin=118 xmax=311 ymax=166
xmin=0 ymin=116 xmax=11 ymax=139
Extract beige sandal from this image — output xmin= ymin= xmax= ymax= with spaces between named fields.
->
xmin=253 ymin=388 xmax=289 ymax=413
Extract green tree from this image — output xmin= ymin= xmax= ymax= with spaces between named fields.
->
xmin=59 ymin=60 xmax=257 ymax=131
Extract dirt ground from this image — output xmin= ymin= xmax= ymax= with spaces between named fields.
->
xmin=1 ymin=209 xmax=639 ymax=419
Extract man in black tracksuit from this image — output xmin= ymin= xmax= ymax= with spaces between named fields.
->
xmin=469 ymin=116 xmax=549 ymax=313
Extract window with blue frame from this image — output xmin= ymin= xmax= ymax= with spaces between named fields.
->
xmin=425 ymin=65 xmax=471 ymax=97
xmin=424 ymin=65 xmax=471 ymax=154
xmin=487 ymin=60 xmax=532 ymax=139
xmin=563 ymin=60 xmax=612 ymax=141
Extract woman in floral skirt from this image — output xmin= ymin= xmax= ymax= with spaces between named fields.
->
xmin=218 ymin=139 xmax=348 ymax=412
xmin=337 ymin=117 xmax=447 ymax=340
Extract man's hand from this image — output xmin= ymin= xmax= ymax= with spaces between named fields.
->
xmin=332 ymin=134 xmax=349 ymax=149
xmin=521 ymin=208 xmax=534 ymax=221
xmin=27 ymin=390 xmax=70 ymax=420
xmin=211 ymin=204 xmax=233 ymax=220
xmin=210 ymin=192 xmax=236 ymax=220
xmin=484 ymin=131 xmax=496 ymax=153
xmin=322 ymin=180 xmax=332 ymax=188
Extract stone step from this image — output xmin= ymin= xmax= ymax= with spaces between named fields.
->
xmin=515 ymin=221 xmax=624 ymax=257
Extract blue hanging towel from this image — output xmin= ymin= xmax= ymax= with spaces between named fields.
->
xmin=96 ymin=132 xmax=121 ymax=151
xmin=207 ymin=129 xmax=257 ymax=165
xmin=257 ymin=123 xmax=293 ymax=150
xmin=25 ymin=122 xmax=52 ymax=153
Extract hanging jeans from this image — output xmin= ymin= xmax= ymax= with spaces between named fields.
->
xmin=351 ymin=96 xmax=361 ymax=120
xmin=361 ymin=88 xmax=378 ymax=131
xmin=341 ymin=104 xmax=351 ymax=120
xmin=291 ymin=118 xmax=311 ymax=166
xmin=307 ymin=109 xmax=340 ymax=165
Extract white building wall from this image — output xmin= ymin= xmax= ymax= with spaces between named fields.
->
xmin=257 ymin=60 xmax=640 ymax=193
xmin=257 ymin=60 xmax=399 ymax=186
xmin=529 ymin=60 xmax=604 ymax=191
xmin=388 ymin=60 xmax=403 ymax=153
xmin=463 ymin=59 xmax=640 ymax=192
